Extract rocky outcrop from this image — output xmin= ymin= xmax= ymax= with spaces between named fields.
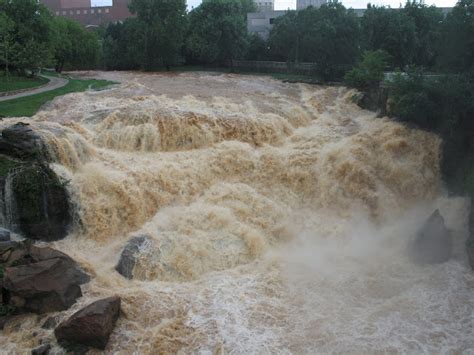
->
xmin=2 ymin=244 xmax=89 ymax=314
xmin=411 ymin=210 xmax=452 ymax=264
xmin=0 ymin=123 xmax=72 ymax=241
xmin=115 ymin=235 xmax=150 ymax=279
xmin=0 ymin=123 xmax=48 ymax=161
xmin=7 ymin=164 xmax=71 ymax=241
xmin=55 ymin=296 xmax=121 ymax=351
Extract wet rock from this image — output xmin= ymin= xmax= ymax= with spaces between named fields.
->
xmin=8 ymin=164 xmax=71 ymax=241
xmin=31 ymin=344 xmax=51 ymax=355
xmin=0 ymin=315 xmax=10 ymax=330
xmin=3 ymin=245 xmax=89 ymax=314
xmin=55 ymin=296 xmax=121 ymax=350
xmin=115 ymin=235 xmax=150 ymax=279
xmin=0 ymin=228 xmax=10 ymax=242
xmin=411 ymin=210 xmax=452 ymax=264
xmin=0 ymin=241 xmax=29 ymax=266
xmin=0 ymin=123 xmax=48 ymax=161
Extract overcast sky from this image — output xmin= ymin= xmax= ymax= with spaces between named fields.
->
xmin=92 ymin=0 xmax=457 ymax=10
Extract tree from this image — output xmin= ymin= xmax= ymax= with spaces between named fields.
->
xmin=186 ymin=0 xmax=252 ymax=65
xmin=403 ymin=1 xmax=443 ymax=68
xmin=362 ymin=5 xmax=416 ymax=69
xmin=0 ymin=0 xmax=55 ymax=74
xmin=268 ymin=2 xmax=360 ymax=80
xmin=0 ymin=12 xmax=15 ymax=77
xmin=437 ymin=0 xmax=474 ymax=72
xmin=344 ymin=50 xmax=390 ymax=89
xmin=128 ymin=0 xmax=187 ymax=70
xmin=52 ymin=17 xmax=100 ymax=72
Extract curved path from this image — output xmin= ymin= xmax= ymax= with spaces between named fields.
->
xmin=0 ymin=75 xmax=69 ymax=102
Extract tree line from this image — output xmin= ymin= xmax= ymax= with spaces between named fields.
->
xmin=0 ymin=0 xmax=99 ymax=76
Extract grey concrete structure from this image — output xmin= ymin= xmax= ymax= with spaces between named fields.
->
xmin=247 ymin=10 xmax=286 ymax=39
xmin=254 ymin=0 xmax=275 ymax=12
xmin=296 ymin=0 xmax=327 ymax=10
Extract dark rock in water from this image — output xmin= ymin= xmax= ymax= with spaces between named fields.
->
xmin=115 ymin=235 xmax=150 ymax=279
xmin=412 ymin=210 xmax=452 ymax=264
xmin=7 ymin=164 xmax=71 ymax=241
xmin=0 ymin=123 xmax=48 ymax=161
xmin=0 ymin=228 xmax=10 ymax=242
xmin=467 ymin=201 xmax=474 ymax=270
xmin=55 ymin=296 xmax=121 ymax=350
xmin=0 ymin=123 xmax=72 ymax=242
xmin=31 ymin=344 xmax=51 ymax=355
xmin=3 ymin=245 xmax=89 ymax=314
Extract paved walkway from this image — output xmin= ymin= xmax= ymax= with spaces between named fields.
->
xmin=0 ymin=75 xmax=69 ymax=102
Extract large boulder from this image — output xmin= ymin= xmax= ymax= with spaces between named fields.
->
xmin=0 ymin=122 xmax=48 ymax=161
xmin=2 ymin=245 xmax=89 ymax=314
xmin=7 ymin=164 xmax=71 ymax=241
xmin=0 ymin=123 xmax=72 ymax=242
xmin=115 ymin=235 xmax=150 ymax=279
xmin=411 ymin=210 xmax=452 ymax=264
xmin=55 ymin=296 xmax=121 ymax=351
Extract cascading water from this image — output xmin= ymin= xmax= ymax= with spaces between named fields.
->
xmin=0 ymin=72 xmax=472 ymax=353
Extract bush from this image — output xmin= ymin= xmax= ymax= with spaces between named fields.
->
xmin=344 ymin=50 xmax=390 ymax=89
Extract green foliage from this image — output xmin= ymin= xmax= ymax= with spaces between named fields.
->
xmin=0 ymin=304 xmax=16 ymax=316
xmin=388 ymin=68 xmax=474 ymax=196
xmin=51 ymin=17 xmax=100 ymax=72
xmin=362 ymin=2 xmax=443 ymax=69
xmin=437 ymin=0 xmax=474 ymax=72
xmin=0 ymin=0 xmax=55 ymax=73
xmin=0 ymin=75 xmax=48 ymax=93
xmin=268 ymin=2 xmax=360 ymax=81
xmin=129 ymin=0 xmax=188 ymax=70
xmin=102 ymin=19 xmax=147 ymax=70
xmin=186 ymin=0 xmax=251 ymax=65
xmin=344 ymin=50 xmax=390 ymax=89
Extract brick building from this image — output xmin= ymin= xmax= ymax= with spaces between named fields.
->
xmin=40 ymin=0 xmax=132 ymax=27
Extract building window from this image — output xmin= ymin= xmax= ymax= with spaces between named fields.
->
xmin=70 ymin=10 xmax=73 ymax=15
xmin=98 ymin=9 xmax=102 ymax=13
xmin=55 ymin=11 xmax=59 ymax=15
xmin=105 ymin=8 xmax=109 ymax=13
xmin=83 ymin=10 xmax=87 ymax=14
xmin=76 ymin=10 xmax=80 ymax=14
xmin=91 ymin=9 xmax=94 ymax=14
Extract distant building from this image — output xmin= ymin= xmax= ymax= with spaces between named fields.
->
xmin=39 ymin=0 xmax=132 ymax=27
xmin=296 ymin=0 xmax=327 ymax=10
xmin=254 ymin=0 xmax=275 ymax=12
xmin=247 ymin=11 xmax=285 ymax=39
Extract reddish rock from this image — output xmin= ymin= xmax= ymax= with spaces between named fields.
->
xmin=55 ymin=296 xmax=121 ymax=350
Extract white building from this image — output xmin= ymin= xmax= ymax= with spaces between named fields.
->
xmin=254 ymin=0 xmax=274 ymax=12
xmin=296 ymin=0 xmax=327 ymax=9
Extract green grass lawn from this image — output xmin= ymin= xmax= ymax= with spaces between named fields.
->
xmin=0 ymin=75 xmax=49 ymax=93
xmin=0 ymin=78 xmax=116 ymax=117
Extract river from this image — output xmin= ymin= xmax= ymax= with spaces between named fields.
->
xmin=1 ymin=72 xmax=472 ymax=353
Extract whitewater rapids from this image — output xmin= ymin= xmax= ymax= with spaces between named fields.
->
xmin=0 ymin=72 xmax=472 ymax=353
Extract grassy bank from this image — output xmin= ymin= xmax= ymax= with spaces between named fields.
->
xmin=0 ymin=77 xmax=116 ymax=117
xmin=0 ymin=75 xmax=49 ymax=93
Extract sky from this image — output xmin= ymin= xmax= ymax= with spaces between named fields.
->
xmin=92 ymin=0 xmax=457 ymax=10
